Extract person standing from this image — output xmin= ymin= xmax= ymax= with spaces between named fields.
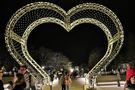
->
xmin=49 ymin=72 xmax=54 ymax=90
xmin=18 ymin=65 xmax=33 ymax=90
xmin=0 ymin=64 xmax=4 ymax=90
xmin=13 ymin=73 xmax=26 ymax=90
xmin=60 ymin=71 xmax=72 ymax=90
xmin=124 ymin=62 xmax=135 ymax=90
xmin=60 ymin=72 xmax=66 ymax=90
xmin=65 ymin=73 xmax=72 ymax=90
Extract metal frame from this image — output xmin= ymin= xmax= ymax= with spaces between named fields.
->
xmin=5 ymin=2 xmax=124 ymax=85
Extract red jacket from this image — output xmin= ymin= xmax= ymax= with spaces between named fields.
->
xmin=126 ymin=66 xmax=135 ymax=81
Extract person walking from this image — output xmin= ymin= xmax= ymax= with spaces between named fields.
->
xmin=124 ymin=62 xmax=135 ymax=90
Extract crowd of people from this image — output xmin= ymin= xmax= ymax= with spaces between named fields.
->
xmin=49 ymin=69 xmax=72 ymax=90
xmin=0 ymin=64 xmax=34 ymax=90
xmin=0 ymin=61 xmax=135 ymax=90
xmin=0 ymin=63 xmax=73 ymax=90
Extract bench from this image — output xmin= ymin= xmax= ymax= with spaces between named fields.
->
xmin=96 ymin=74 xmax=121 ymax=87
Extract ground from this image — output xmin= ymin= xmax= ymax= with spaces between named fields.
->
xmin=3 ymin=76 xmax=125 ymax=90
xmin=42 ymin=77 xmax=125 ymax=90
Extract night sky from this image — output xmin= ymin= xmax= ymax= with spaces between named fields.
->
xmin=27 ymin=23 xmax=107 ymax=65
xmin=0 ymin=0 xmax=134 ymax=67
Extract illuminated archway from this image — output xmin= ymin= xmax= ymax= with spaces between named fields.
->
xmin=5 ymin=2 xmax=124 ymax=84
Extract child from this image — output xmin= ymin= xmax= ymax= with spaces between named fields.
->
xmin=125 ymin=62 xmax=135 ymax=90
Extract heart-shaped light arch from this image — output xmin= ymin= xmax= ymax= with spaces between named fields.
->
xmin=5 ymin=2 xmax=124 ymax=85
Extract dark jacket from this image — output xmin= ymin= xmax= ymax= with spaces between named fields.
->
xmin=13 ymin=84 xmax=26 ymax=90
xmin=125 ymin=81 xmax=135 ymax=90
xmin=126 ymin=85 xmax=135 ymax=90
xmin=0 ymin=80 xmax=4 ymax=90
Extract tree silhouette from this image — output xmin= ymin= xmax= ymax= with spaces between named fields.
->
xmin=30 ymin=46 xmax=71 ymax=71
xmin=88 ymin=48 xmax=105 ymax=70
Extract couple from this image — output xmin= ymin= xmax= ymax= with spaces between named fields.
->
xmin=60 ymin=71 xmax=72 ymax=90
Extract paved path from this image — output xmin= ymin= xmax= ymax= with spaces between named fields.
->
xmin=43 ymin=78 xmax=84 ymax=90
xmin=4 ymin=77 xmax=125 ymax=90
xmin=96 ymin=87 xmax=124 ymax=90
xmin=42 ymin=78 xmax=125 ymax=90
